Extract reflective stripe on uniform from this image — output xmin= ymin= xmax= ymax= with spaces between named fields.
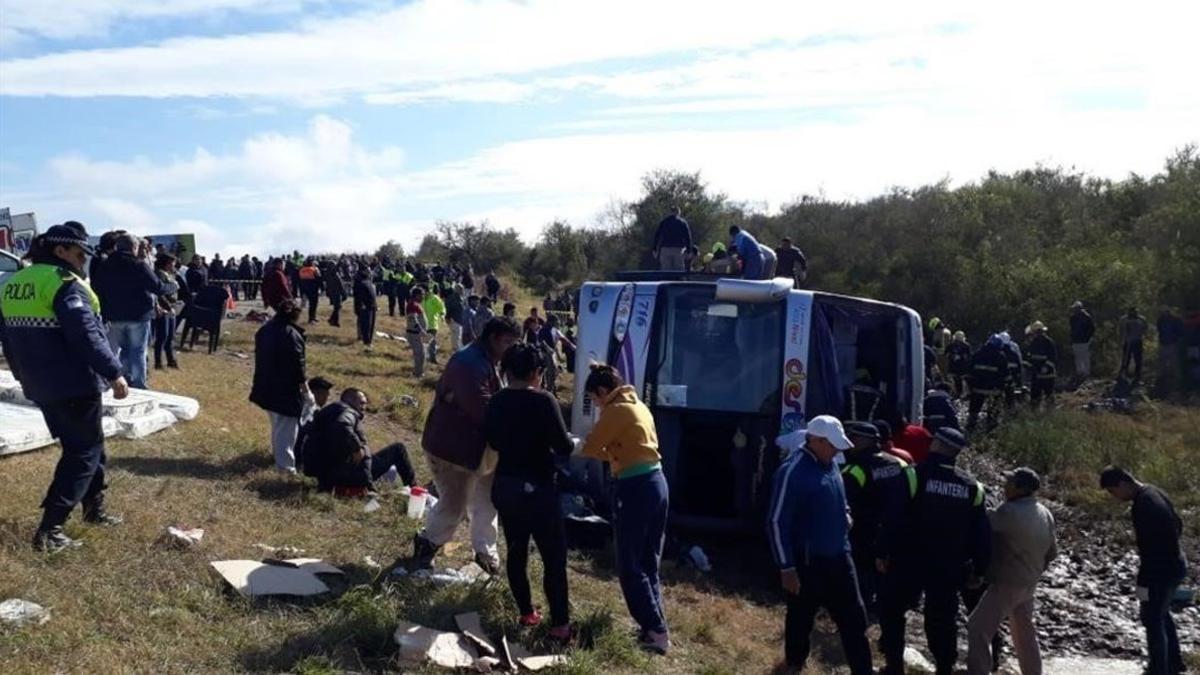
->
xmin=1 ymin=263 xmax=100 ymax=324
xmin=842 ymin=464 xmax=867 ymax=488
xmin=973 ymin=481 xmax=985 ymax=507
xmin=905 ymin=465 xmax=918 ymax=497
xmin=1 ymin=316 xmax=61 ymax=328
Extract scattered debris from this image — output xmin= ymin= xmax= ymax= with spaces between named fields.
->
xmin=0 ymin=599 xmax=50 ymax=627
xmin=363 ymin=498 xmax=381 ymax=513
xmin=394 ymin=621 xmax=478 ymax=669
xmin=455 ymin=612 xmax=497 ymax=656
xmin=390 ymin=562 xmax=491 ymax=586
xmin=519 ymin=655 xmax=569 ymax=671
xmin=252 ymin=543 xmax=306 ymax=557
xmin=397 ymin=395 xmax=419 ymax=408
xmin=362 ymin=555 xmax=382 ymax=569
xmin=473 ymin=655 xmax=504 ymax=672
xmin=159 ymin=526 xmax=205 ymax=548
xmin=225 ymin=351 xmax=250 ymax=360
xmin=210 ymin=558 xmax=343 ymax=598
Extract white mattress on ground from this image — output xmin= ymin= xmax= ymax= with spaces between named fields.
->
xmin=0 ymin=401 xmax=55 ymax=455
xmin=136 ymin=389 xmax=201 ymax=421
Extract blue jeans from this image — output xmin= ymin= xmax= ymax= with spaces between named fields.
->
xmin=108 ymin=320 xmax=151 ymax=389
xmin=613 ymin=469 xmax=669 ymax=634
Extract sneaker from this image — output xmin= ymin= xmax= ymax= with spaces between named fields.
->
xmin=547 ymin=624 xmax=574 ymax=643
xmin=32 ymin=526 xmax=82 ymax=553
xmin=83 ymin=510 xmax=124 ymax=526
xmin=473 ymin=550 xmax=500 ymax=576
xmin=410 ymin=533 xmax=439 ymax=570
xmin=639 ymin=629 xmax=670 ymax=655
xmin=518 ymin=610 xmax=542 ymax=627
xmin=380 ymin=465 xmax=400 ymax=485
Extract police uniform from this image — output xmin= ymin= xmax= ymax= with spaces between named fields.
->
xmin=0 ymin=225 xmax=125 ymax=550
xmin=878 ymin=428 xmax=991 ymax=675
xmin=922 ymin=388 xmax=960 ymax=434
xmin=841 ymin=423 xmax=917 ymax=608
xmin=1027 ymin=331 xmax=1057 ymax=406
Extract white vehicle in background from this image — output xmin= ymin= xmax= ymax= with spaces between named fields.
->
xmin=570 ymin=272 xmax=923 ymax=535
xmin=0 ymin=249 xmax=23 ymax=287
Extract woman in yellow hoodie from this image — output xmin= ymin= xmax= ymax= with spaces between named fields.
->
xmin=580 ymin=365 xmax=670 ymax=655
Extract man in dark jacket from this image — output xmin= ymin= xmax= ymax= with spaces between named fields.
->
xmin=1120 ymin=307 xmax=1149 ymax=382
xmin=1101 ymin=467 xmax=1188 ymax=675
xmin=841 ymin=421 xmax=916 ymax=610
xmin=922 ymin=383 xmax=960 ymax=434
xmin=775 ymin=237 xmax=808 ymax=288
xmin=0 ymin=223 xmax=131 ymax=552
xmin=261 ymin=258 xmax=291 ymax=311
xmin=185 ymin=257 xmax=208 ymax=299
xmin=409 ymin=316 xmax=521 ymax=574
xmin=298 ymin=258 xmax=323 ymax=324
xmin=91 ymin=232 xmax=177 ymax=389
xmin=353 ymin=269 xmax=377 ymax=349
xmin=304 ymin=388 xmax=415 ymax=493
xmin=249 ymin=299 xmax=307 ymax=473
xmin=879 ymin=428 xmax=990 ymax=675
xmin=484 ymin=272 xmax=501 ymax=301
xmin=967 ymin=336 xmax=1008 ymax=432
xmin=323 ymin=261 xmax=345 ymax=327
xmin=652 ymin=206 xmax=692 ymax=271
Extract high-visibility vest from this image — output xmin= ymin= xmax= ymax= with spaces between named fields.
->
xmin=0 ymin=263 xmax=100 ymax=329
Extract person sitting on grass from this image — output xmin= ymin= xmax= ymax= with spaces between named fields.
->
xmin=303 ymin=387 xmax=415 ymax=496
xmin=295 ymin=376 xmax=334 ymax=473
xmin=484 ymin=343 xmax=575 ymax=642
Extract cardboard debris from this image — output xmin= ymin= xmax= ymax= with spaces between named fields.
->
xmin=519 ymin=655 xmax=568 ymax=671
xmin=394 ymin=621 xmax=478 ymax=668
xmin=160 ymin=526 xmax=205 ymax=548
xmin=0 ymin=599 xmax=50 ymax=626
xmin=455 ymin=612 xmax=496 ymax=656
xmin=210 ymin=558 xmax=342 ymax=598
xmin=252 ymin=543 xmax=306 ymax=557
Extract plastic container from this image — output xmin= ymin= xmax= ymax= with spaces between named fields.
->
xmin=407 ymin=486 xmax=428 ymax=519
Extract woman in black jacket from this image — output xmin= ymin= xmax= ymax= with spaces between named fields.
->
xmin=353 ymin=269 xmax=378 ymax=350
xmin=249 ymin=299 xmax=307 ymax=473
xmin=484 ymin=343 xmax=574 ymax=641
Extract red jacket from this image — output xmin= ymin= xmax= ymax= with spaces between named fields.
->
xmin=881 ymin=440 xmax=915 ymax=465
xmin=893 ymin=425 xmax=933 ymax=464
xmin=262 ymin=269 xmax=292 ymax=310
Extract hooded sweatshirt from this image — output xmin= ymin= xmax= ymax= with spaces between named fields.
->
xmin=580 ymin=385 xmax=662 ymax=477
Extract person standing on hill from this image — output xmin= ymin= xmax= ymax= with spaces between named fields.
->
xmin=444 ymin=283 xmax=466 ymax=352
xmin=298 ymin=259 xmax=323 ymax=324
xmin=423 ymin=285 xmax=447 ymax=366
xmin=323 ymin=261 xmax=345 ymax=328
xmin=878 ymin=428 xmax=990 ymax=675
xmin=1068 ymin=301 xmax=1096 ymax=382
xmin=485 ymin=271 xmax=501 ymax=302
xmin=249 ymin=299 xmax=308 ymax=474
xmin=1100 ymin=467 xmax=1187 ymax=675
xmin=410 ymin=317 xmax=521 ymax=574
xmin=1119 ymin=307 xmax=1149 ymax=382
xmin=352 ymin=268 xmax=377 ymax=351
xmin=775 ymin=237 xmax=808 ymax=288
xmin=405 ymin=288 xmax=429 ymax=377
xmin=1025 ymin=321 xmax=1057 ymax=408
xmin=766 ymin=415 xmax=872 ymax=674
xmin=0 ymin=224 xmax=131 ymax=552
xmin=947 ymin=331 xmax=973 ymax=397
xmin=261 ymin=258 xmax=291 ymax=311
xmin=473 ymin=296 xmax=495 ymax=339
xmin=581 ymin=365 xmax=674 ymax=656
xmin=152 ymin=253 xmax=182 ymax=370
xmin=967 ymin=335 xmax=1008 ymax=432
xmin=966 ymin=468 xmax=1057 ymax=675
xmin=652 ymin=206 xmax=692 ymax=271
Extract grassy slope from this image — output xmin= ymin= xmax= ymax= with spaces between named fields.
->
xmin=0 ymin=291 xmax=793 ymax=675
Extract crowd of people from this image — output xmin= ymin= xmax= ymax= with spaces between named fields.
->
xmin=652 ymin=207 xmax=809 ymax=286
xmin=0 ymin=217 xmax=1190 ymax=674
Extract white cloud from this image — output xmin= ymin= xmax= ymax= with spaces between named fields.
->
xmin=90 ymin=197 xmax=159 ymax=231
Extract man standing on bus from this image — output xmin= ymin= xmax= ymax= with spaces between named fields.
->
xmin=652 ymin=207 xmax=692 ymax=271
xmin=729 ymin=226 xmax=767 ymax=279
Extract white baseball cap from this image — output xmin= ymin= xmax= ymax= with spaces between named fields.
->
xmin=804 ymin=415 xmax=853 ymax=451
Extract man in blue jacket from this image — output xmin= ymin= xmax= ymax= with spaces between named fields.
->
xmin=767 ymin=415 xmax=872 ymax=675
xmin=91 ymin=232 xmax=177 ymax=389
xmin=729 ymin=225 xmax=767 ymax=279
xmin=652 ymin=207 xmax=692 ymax=271
xmin=0 ymin=223 xmax=130 ymax=552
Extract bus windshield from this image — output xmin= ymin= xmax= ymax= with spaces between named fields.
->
xmin=650 ymin=285 xmax=783 ymax=414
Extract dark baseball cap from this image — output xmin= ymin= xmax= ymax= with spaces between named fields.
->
xmin=934 ymin=427 xmax=969 ymax=452
xmin=1006 ymin=467 xmax=1041 ymax=493
xmin=845 ymin=421 xmax=879 ymax=439
xmin=307 ymin=376 xmax=334 ymax=391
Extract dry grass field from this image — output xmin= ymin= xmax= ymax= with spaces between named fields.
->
xmin=0 ymin=290 xmax=803 ymax=675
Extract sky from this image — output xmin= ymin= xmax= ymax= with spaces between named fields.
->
xmin=0 ymin=0 xmax=1196 ymax=257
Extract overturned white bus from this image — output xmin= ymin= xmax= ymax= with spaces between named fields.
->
xmin=570 ymin=273 xmax=924 ymax=535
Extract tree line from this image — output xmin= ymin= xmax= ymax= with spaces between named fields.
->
xmin=407 ymin=146 xmax=1199 ymax=368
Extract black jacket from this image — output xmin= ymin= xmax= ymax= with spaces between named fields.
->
xmin=92 ymin=251 xmax=177 ymax=322
xmin=653 ymin=214 xmax=693 ymax=250
xmin=948 ymin=341 xmax=972 ymax=375
xmin=249 ymin=317 xmax=307 ymax=417
xmin=922 ymin=390 xmax=960 ymax=432
xmin=902 ymin=454 xmax=991 ymax=581
xmin=305 ymin=401 xmax=366 ymax=485
xmin=1069 ymin=310 xmax=1095 ymax=344
xmin=1027 ymin=333 xmax=1057 ymax=379
xmin=970 ymin=344 xmax=1008 ymax=393
xmin=842 ymin=449 xmax=915 ymax=561
xmin=353 ymin=277 xmax=377 ymax=314
xmin=1132 ymin=485 xmax=1187 ymax=586
xmin=325 ymin=269 xmax=346 ymax=303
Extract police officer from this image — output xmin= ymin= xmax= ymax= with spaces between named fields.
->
xmin=878 ymin=428 xmax=991 ymax=675
xmin=841 ymin=422 xmax=916 ymax=610
xmin=967 ymin=335 xmax=1007 ymax=432
xmin=1025 ymin=320 xmax=1057 ymax=408
xmin=0 ymin=223 xmax=131 ymax=552
xmin=922 ymin=382 xmax=960 ymax=434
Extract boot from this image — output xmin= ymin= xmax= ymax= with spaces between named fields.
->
xmin=32 ymin=525 xmax=82 ymax=553
xmin=410 ymin=532 xmax=439 ymax=570
xmin=167 ymin=358 xmax=180 ymax=369
xmin=473 ymin=550 xmax=500 ymax=576
xmin=82 ymin=498 xmax=124 ymax=526
xmin=154 ymin=357 xmax=163 ymax=370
